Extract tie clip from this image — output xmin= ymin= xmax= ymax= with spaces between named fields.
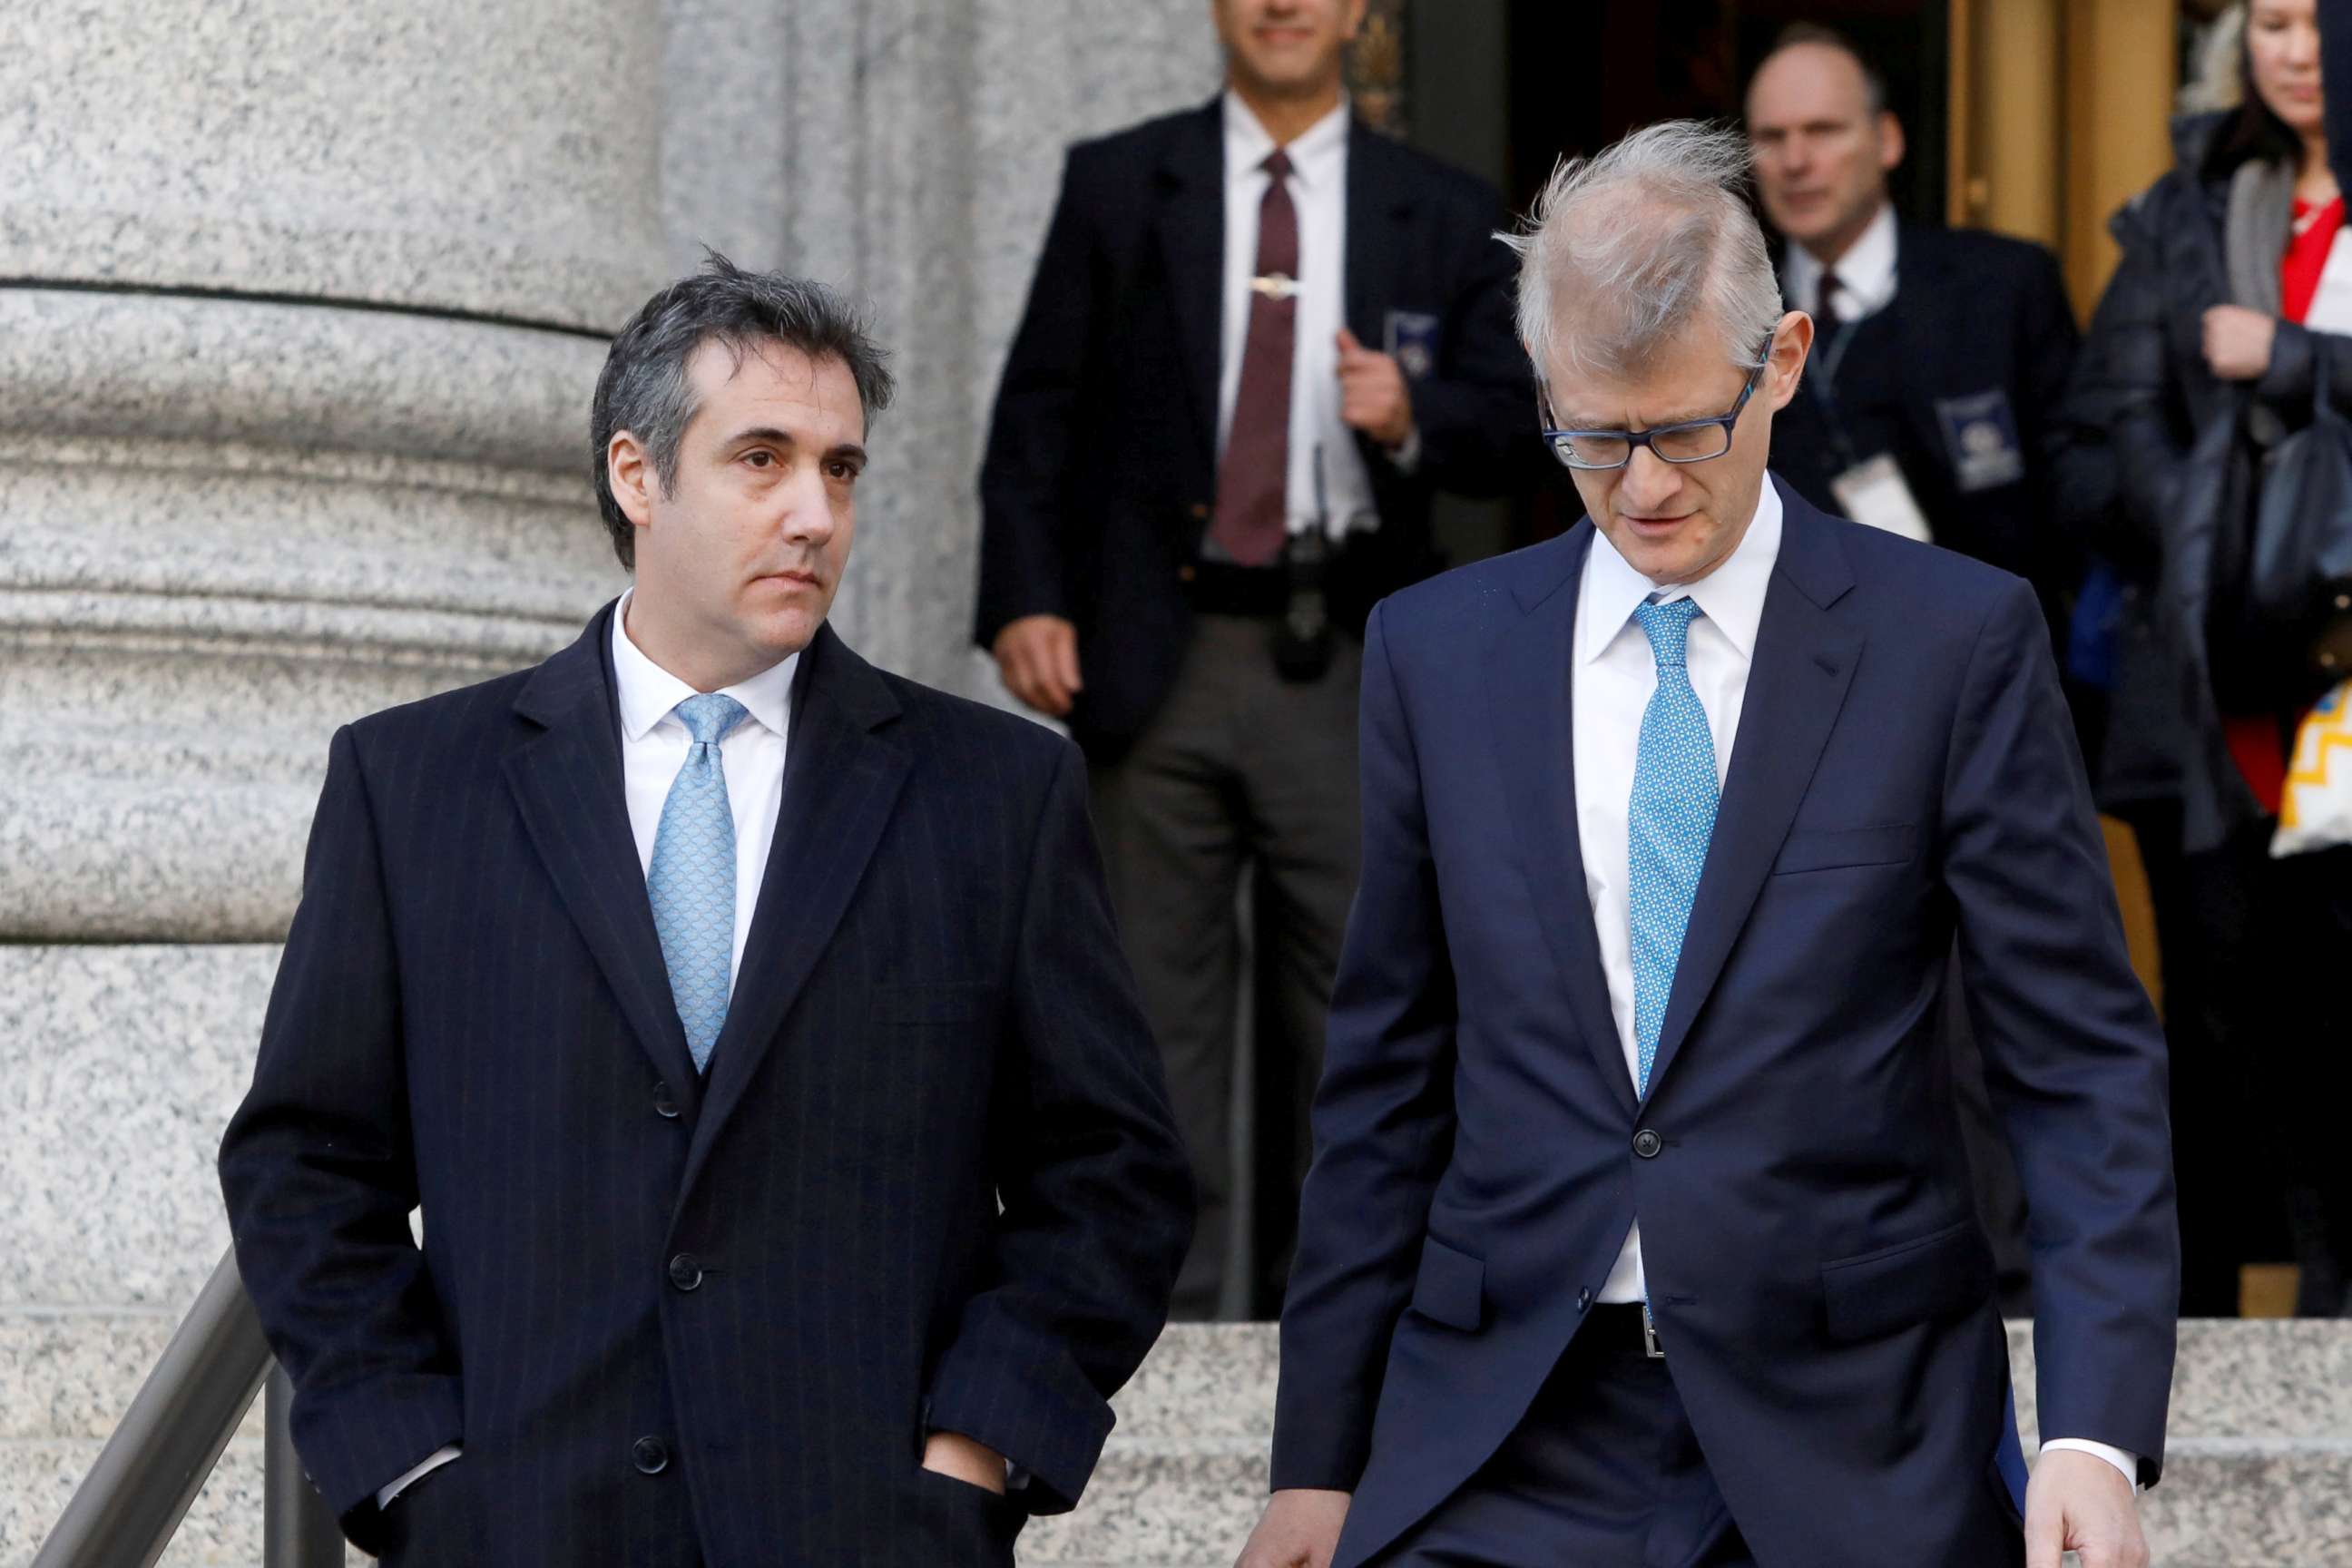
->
xmin=1251 ymin=272 xmax=1299 ymax=300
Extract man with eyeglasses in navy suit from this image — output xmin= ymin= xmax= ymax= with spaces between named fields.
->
xmin=1236 ymin=122 xmax=2175 ymax=1568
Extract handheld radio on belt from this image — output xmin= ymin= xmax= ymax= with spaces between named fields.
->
xmin=1275 ymin=444 xmax=1336 ymax=682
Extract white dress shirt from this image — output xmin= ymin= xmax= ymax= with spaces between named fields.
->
xmin=2302 ymin=203 xmax=2352 ymax=333
xmin=1566 ymin=481 xmax=2136 ymax=1489
xmin=1574 ymin=482 xmax=1782 ymax=1311
xmin=612 ymin=590 xmax=796 ymax=985
xmin=1780 ymin=199 xmax=1898 ymax=336
xmin=1217 ymin=92 xmax=1387 ymax=538
xmin=376 ymin=592 xmax=798 ymax=1509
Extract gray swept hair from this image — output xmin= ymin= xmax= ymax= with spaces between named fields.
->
xmin=1500 ymin=120 xmax=1784 ymax=389
xmin=591 ymin=251 xmax=895 ymax=571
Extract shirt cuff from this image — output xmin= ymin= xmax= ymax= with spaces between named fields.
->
xmin=1385 ymin=426 xmax=1422 ymax=473
xmin=377 ymin=1445 xmax=461 ymax=1508
xmin=2040 ymin=1437 xmax=2140 ymax=1491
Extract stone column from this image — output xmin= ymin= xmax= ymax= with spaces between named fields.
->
xmin=1 ymin=1 xmax=652 ymax=1554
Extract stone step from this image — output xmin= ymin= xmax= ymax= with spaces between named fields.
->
xmin=7 ymin=1426 xmax=2340 ymax=1568
xmin=19 ymin=1318 xmax=2336 ymax=1446
xmin=8 ymin=1315 xmax=2348 ymax=1566
xmin=1020 ymin=1434 xmax=2352 ymax=1567
xmin=9 ymin=1438 xmax=2333 ymax=1568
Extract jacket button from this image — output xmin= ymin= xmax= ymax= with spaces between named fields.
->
xmin=1190 ymin=502 xmax=1210 ymax=520
xmin=1632 ymin=1129 xmax=1662 ymax=1159
xmin=652 ymin=1083 xmax=680 ymax=1119
xmin=632 ymin=1436 xmax=669 ymax=1475
xmin=1576 ymin=1287 xmax=1593 ymax=1311
xmin=1177 ymin=564 xmax=1197 ymax=583
xmin=668 ymin=1253 xmax=702 ymax=1291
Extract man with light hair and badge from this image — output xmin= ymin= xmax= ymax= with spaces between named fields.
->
xmin=1746 ymin=24 xmax=2088 ymax=639
xmin=1236 ymin=121 xmax=2176 ymax=1568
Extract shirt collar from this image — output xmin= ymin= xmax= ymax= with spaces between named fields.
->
xmin=610 ymin=588 xmax=798 ymax=743
xmin=1576 ymin=477 xmax=1784 ymax=666
xmin=1222 ymin=90 xmax=1351 ymax=188
xmin=1782 ymin=201 xmax=1899 ymax=318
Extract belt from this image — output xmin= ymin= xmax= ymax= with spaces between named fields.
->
xmin=1583 ymin=1301 xmax=1665 ymax=1359
xmin=1183 ymin=559 xmax=1287 ymax=616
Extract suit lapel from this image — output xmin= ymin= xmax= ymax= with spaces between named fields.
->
xmin=1890 ymin=227 xmax=1961 ymax=464
xmin=1344 ymin=121 xmax=1416 ymax=350
xmin=1485 ymin=525 xmax=1640 ymax=1116
xmin=1644 ymin=486 xmax=1864 ymax=1098
xmin=677 ymin=623 xmax=910 ymax=1205
xmin=504 ymin=603 xmax=704 ymax=1111
xmin=1156 ymin=98 xmax=1226 ymax=470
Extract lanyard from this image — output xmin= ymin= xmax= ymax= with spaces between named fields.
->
xmin=1804 ymin=330 xmax=1867 ymax=475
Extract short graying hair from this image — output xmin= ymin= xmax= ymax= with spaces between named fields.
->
xmin=1500 ymin=121 xmax=1785 ymax=391
xmin=591 ymin=252 xmax=896 ymax=570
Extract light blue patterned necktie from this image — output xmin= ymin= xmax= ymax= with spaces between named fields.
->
xmin=1628 ymin=597 xmax=1720 ymax=1098
xmin=647 ymin=692 xmax=749 ymax=1073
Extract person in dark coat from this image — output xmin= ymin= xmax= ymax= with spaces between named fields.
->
xmin=1237 ymin=119 xmax=2173 ymax=1568
xmin=219 ymin=260 xmax=1193 ymax=1565
xmin=1747 ymin=25 xmax=2087 ymax=638
xmin=975 ymin=0 xmax=1534 ymax=1319
xmin=2064 ymin=0 xmax=2352 ymax=1316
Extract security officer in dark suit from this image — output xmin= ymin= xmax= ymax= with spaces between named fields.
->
xmin=1746 ymin=24 xmax=2090 ymax=1314
xmin=1748 ymin=25 xmax=2085 ymax=634
xmin=975 ymin=0 xmax=1532 ymax=1318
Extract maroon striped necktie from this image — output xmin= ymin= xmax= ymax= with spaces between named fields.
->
xmin=1210 ymin=148 xmax=1298 ymax=567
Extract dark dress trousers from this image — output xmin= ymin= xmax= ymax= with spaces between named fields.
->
xmin=1272 ymin=483 xmax=2179 ymax=1568
xmin=218 ymin=605 xmax=1192 ymax=1565
xmin=1771 ymin=224 xmax=2085 ymax=630
xmin=975 ymin=95 xmax=1534 ymax=760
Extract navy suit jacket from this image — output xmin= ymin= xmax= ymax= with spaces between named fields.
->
xmin=1270 ymin=482 xmax=2178 ymax=1568
xmin=219 ymin=607 xmax=1191 ymax=1566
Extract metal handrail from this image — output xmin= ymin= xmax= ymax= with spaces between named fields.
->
xmin=34 ymin=1244 xmax=343 ymax=1568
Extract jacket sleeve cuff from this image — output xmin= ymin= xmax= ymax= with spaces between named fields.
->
xmin=922 ymin=1339 xmax=1115 ymax=1515
xmin=377 ymin=1445 xmax=462 ymax=1507
xmin=2259 ymin=319 xmax=2315 ymax=402
xmin=301 ymin=1373 xmax=465 ymax=1524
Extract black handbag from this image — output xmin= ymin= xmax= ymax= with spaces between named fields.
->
xmin=2251 ymin=345 xmax=2352 ymax=681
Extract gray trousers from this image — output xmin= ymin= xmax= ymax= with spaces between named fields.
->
xmin=1090 ymin=614 xmax=1362 ymax=1319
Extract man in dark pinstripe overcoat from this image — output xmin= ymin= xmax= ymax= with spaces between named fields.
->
xmin=220 ymin=257 xmax=1193 ymax=1566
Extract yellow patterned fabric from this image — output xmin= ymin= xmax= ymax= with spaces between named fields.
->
xmin=2273 ymin=681 xmax=2352 ymax=857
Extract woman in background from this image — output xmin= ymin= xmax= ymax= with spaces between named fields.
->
xmin=2067 ymin=0 xmax=2352 ymax=1317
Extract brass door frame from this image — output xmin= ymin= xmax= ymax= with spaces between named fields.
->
xmin=1949 ymin=0 xmax=2180 ymax=318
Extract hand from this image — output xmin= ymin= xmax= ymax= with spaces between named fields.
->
xmin=1336 ymin=328 xmax=1415 ymax=448
xmin=1234 ymin=1487 xmax=1350 ymax=1568
xmin=992 ymin=613 xmax=1082 ymax=718
xmin=2201 ymin=304 xmax=2278 ymax=381
xmin=2024 ymin=1447 xmax=2147 ymax=1568
xmin=921 ymin=1430 xmax=1008 ymax=1495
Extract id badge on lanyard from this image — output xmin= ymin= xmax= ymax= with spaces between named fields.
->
xmin=1810 ymin=321 xmax=1934 ymax=544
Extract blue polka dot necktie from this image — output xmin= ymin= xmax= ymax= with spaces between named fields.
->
xmin=647 ymin=693 xmax=749 ymax=1073
xmin=1628 ymin=598 xmax=1720 ymax=1098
